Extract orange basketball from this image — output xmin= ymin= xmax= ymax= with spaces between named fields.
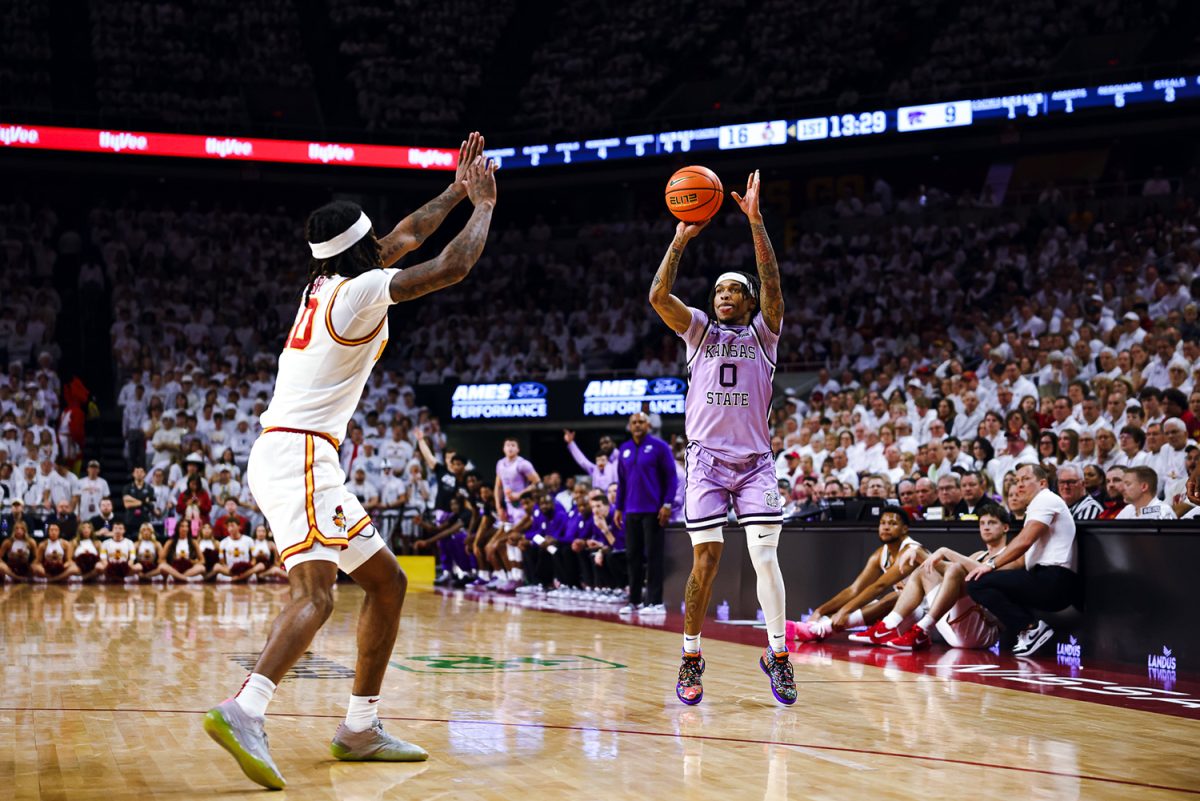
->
xmin=665 ymin=166 xmax=723 ymax=223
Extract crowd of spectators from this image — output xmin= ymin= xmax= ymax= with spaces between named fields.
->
xmin=1 ymin=0 xmax=53 ymax=112
xmin=89 ymin=0 xmax=312 ymax=126
xmin=2 ymin=160 xmax=1198 ymax=591
xmin=330 ymin=0 xmax=513 ymax=132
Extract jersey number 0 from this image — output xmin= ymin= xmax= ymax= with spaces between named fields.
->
xmin=286 ymin=298 xmax=319 ymax=350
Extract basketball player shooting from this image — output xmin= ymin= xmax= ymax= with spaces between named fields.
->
xmin=649 ymin=170 xmax=797 ymax=706
xmin=203 ymin=133 xmax=497 ymax=790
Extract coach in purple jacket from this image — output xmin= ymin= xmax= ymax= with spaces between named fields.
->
xmin=614 ymin=412 xmax=679 ymax=613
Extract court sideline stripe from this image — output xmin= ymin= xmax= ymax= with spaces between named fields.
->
xmin=3 ymin=705 xmax=1197 ymax=795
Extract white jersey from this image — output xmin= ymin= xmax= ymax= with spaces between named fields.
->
xmin=75 ymin=539 xmax=98 ymax=557
xmin=135 ymin=540 xmax=158 ymax=563
xmin=259 ymin=269 xmax=398 ymax=445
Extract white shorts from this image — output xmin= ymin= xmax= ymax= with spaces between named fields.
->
xmin=934 ymin=595 xmax=999 ymax=649
xmin=248 ymin=430 xmax=387 ymax=573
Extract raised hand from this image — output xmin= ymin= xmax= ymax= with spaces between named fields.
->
xmin=563 ymin=429 xmax=575 ymax=444
xmin=674 ymin=218 xmax=709 ymax=243
xmin=455 ymin=132 xmax=485 ymax=188
xmin=464 ymin=156 xmax=498 ymax=207
xmin=730 ymin=169 xmax=762 ymax=223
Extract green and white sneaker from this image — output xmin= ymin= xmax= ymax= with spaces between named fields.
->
xmin=331 ymin=720 xmax=429 ymax=762
xmin=203 ymin=699 xmax=286 ymax=790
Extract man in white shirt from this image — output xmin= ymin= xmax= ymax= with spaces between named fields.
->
xmin=1114 ymin=467 xmax=1176 ymax=520
xmin=1047 ymin=396 xmax=1081 ymax=435
xmin=950 ymin=391 xmax=986 ymax=441
xmin=965 ymin=463 xmax=1080 ymax=657
xmin=77 ymin=459 xmax=110 ymax=520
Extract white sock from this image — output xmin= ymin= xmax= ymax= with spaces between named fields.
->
xmin=345 ymin=694 xmax=380 ymax=733
xmin=478 ymin=570 xmax=490 ymax=580
xmin=916 ymin=613 xmax=936 ymax=631
xmin=683 ymin=633 xmax=701 ymax=654
xmin=234 ymin=673 xmax=276 ymax=719
xmin=846 ymin=610 xmax=865 ymax=628
xmin=882 ymin=611 xmax=904 ymax=629
xmin=510 ymin=568 xmax=523 ymax=581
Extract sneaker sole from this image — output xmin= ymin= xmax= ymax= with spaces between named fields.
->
xmin=330 ymin=740 xmax=429 ymax=762
xmin=203 ymin=708 xmax=286 ymax=790
xmin=758 ymin=658 xmax=797 ymax=705
xmin=885 ymin=640 xmax=930 ymax=651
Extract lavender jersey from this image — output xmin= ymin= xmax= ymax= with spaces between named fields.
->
xmin=496 ymin=456 xmax=536 ymax=508
xmin=680 ymin=307 xmax=778 ymax=461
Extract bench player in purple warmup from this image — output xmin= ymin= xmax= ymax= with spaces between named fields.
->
xmin=649 ymin=169 xmax=797 ymax=705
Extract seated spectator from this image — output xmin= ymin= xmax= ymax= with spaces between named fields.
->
xmin=1115 ymin=466 xmax=1176 ymax=520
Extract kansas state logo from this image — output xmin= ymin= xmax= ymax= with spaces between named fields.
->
xmin=332 ymin=506 xmax=347 ymax=531
xmin=512 ymin=382 xmax=548 ymax=399
xmin=764 ymin=489 xmax=782 ymax=509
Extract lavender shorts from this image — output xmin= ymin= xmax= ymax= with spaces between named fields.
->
xmin=684 ymin=442 xmax=784 ymax=531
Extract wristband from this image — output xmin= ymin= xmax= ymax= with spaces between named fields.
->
xmin=547 ymin=544 xmax=558 ymax=555
xmin=532 ymin=534 xmax=545 ymax=546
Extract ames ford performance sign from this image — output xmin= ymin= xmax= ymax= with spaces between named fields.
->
xmin=451 ymin=382 xmax=548 ymax=420
xmin=582 ymin=378 xmax=686 ymax=417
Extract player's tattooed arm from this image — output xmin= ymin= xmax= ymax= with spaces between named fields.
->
xmin=378 ymin=132 xmax=485 ymax=266
xmin=751 ymin=221 xmax=783 ymax=334
xmin=650 ymin=223 xmax=704 ymax=334
xmin=732 ymin=170 xmax=783 ymax=334
xmin=389 ymin=156 xmax=497 ymax=303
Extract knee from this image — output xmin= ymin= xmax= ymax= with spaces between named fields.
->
xmin=692 ymin=547 xmax=721 ymax=580
xmin=943 ymin=563 xmax=966 ymax=581
xmin=305 ymin=587 xmax=336 ymax=621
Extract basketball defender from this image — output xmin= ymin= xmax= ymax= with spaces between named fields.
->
xmin=203 ymin=133 xmax=497 ymax=790
xmin=650 ymin=170 xmax=797 ymax=705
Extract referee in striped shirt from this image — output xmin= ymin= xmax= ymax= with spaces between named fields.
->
xmin=1056 ymin=464 xmax=1102 ymax=519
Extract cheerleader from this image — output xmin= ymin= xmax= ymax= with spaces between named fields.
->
xmin=72 ymin=522 xmax=104 ymax=582
xmin=210 ymin=521 xmax=263 ymax=583
xmin=0 ymin=521 xmax=35 ymax=582
xmin=32 ymin=522 xmax=80 ymax=583
xmin=249 ymin=524 xmax=287 ymax=582
xmin=100 ymin=522 xmax=137 ymax=583
xmin=132 ymin=523 xmax=165 ymax=581
xmin=196 ymin=522 xmax=220 ymax=576
xmin=160 ymin=518 xmax=205 ymax=582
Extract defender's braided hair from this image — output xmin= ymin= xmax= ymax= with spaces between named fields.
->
xmin=302 ymin=200 xmax=383 ymax=304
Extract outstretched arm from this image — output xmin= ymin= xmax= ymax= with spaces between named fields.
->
xmin=379 ymin=132 xmax=485 ymax=266
xmin=413 ymin=428 xmax=437 ymax=471
xmin=389 ymin=156 xmax=497 ymax=303
xmin=732 ymin=170 xmax=783 ymax=334
xmin=649 ymin=221 xmax=707 ymax=334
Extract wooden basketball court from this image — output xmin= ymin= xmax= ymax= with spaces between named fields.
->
xmin=3 ymin=583 xmax=1198 ymax=799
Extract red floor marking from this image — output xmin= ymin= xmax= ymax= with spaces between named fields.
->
xmin=460 ymin=592 xmax=1200 ymax=720
xmin=5 ymin=705 xmax=1198 ymax=795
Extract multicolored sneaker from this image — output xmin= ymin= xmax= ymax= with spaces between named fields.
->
xmin=847 ymin=619 xmax=899 ymax=646
xmin=886 ymin=624 xmax=931 ymax=651
xmin=676 ymin=650 xmax=705 ymax=705
xmin=330 ymin=721 xmax=429 ymax=762
xmin=203 ymin=699 xmax=286 ymax=790
xmin=759 ymin=648 xmax=798 ymax=705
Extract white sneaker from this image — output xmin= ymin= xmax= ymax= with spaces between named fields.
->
xmin=186 ymin=574 xmax=204 ymax=583
xmin=642 ymin=603 xmax=666 ymax=615
xmin=216 ymin=575 xmax=233 ymax=583
xmin=618 ymin=604 xmax=640 ymax=615
xmin=124 ymin=575 xmax=140 ymax=585
xmin=247 ymin=574 xmax=259 ymax=584
xmin=1013 ymin=620 xmax=1055 ymax=656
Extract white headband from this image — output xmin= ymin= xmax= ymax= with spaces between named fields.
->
xmin=309 ymin=211 xmax=372 ymax=259
xmin=715 ymin=271 xmax=756 ymax=297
